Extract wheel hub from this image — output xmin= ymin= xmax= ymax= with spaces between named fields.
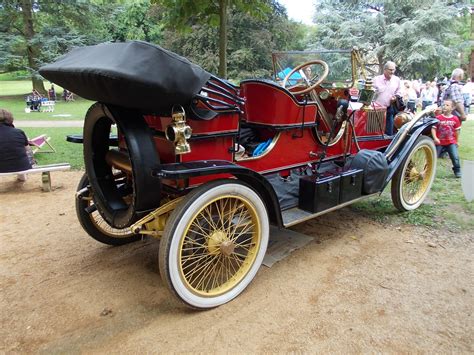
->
xmin=408 ymin=166 xmax=423 ymax=181
xmin=220 ymin=240 xmax=235 ymax=256
xmin=207 ymin=230 xmax=235 ymax=256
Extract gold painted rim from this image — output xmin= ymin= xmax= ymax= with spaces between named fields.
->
xmin=178 ymin=194 xmax=261 ymax=297
xmin=401 ymin=144 xmax=435 ymax=205
xmin=88 ymin=198 xmax=133 ymax=237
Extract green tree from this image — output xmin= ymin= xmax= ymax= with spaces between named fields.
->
xmin=108 ymin=0 xmax=163 ymax=42
xmin=156 ymin=0 xmax=270 ymax=78
xmin=0 ymin=0 xmax=114 ymax=93
xmin=162 ymin=1 xmax=306 ymax=81
xmin=310 ymin=0 xmax=470 ymax=79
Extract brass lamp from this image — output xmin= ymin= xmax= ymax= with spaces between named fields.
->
xmin=358 ymin=77 xmax=375 ymax=107
xmin=165 ymin=107 xmax=192 ymax=154
xmin=394 ymin=112 xmax=413 ymax=129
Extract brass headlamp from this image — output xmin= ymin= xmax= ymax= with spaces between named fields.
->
xmin=394 ymin=111 xmax=413 ymax=129
xmin=165 ymin=106 xmax=192 ymax=154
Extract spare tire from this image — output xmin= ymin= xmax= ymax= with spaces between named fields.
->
xmin=83 ymin=103 xmax=161 ymax=228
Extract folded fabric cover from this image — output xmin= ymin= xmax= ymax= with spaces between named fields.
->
xmin=39 ymin=41 xmax=212 ymax=112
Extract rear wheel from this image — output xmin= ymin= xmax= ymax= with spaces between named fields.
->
xmin=391 ymin=135 xmax=437 ymax=211
xmin=159 ymin=180 xmax=269 ymax=309
xmin=75 ymin=174 xmax=139 ymax=245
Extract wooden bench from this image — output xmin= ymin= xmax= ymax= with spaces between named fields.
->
xmin=0 ymin=163 xmax=71 ymax=191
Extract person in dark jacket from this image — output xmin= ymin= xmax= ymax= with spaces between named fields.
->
xmin=0 ymin=109 xmax=32 ymax=181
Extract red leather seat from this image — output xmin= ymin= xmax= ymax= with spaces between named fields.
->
xmin=240 ymin=79 xmax=317 ymax=126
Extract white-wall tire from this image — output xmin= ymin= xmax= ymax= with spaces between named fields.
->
xmin=391 ymin=136 xmax=437 ymax=211
xmin=159 ymin=180 xmax=269 ymax=309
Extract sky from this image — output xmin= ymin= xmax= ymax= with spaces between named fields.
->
xmin=278 ymin=0 xmax=315 ymax=26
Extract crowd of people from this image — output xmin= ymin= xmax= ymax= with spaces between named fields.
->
xmin=25 ymin=85 xmax=75 ymax=112
xmin=373 ymin=63 xmax=471 ymax=178
xmin=399 ymin=75 xmax=473 ymax=116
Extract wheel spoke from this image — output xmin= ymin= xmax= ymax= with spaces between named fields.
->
xmin=182 ymin=253 xmax=212 ymax=274
xmin=200 ymin=206 xmax=218 ymax=232
xmin=225 ymin=253 xmax=239 ymax=276
xmin=184 ymin=254 xmax=217 ymax=283
xmin=401 ymin=145 xmax=433 ymax=204
xmin=203 ymin=255 xmax=220 ymax=291
xmin=228 ymin=208 xmax=251 ymax=239
xmin=190 ymin=219 xmax=212 ymax=237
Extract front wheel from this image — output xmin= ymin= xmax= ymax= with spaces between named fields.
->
xmin=391 ymin=135 xmax=437 ymax=211
xmin=159 ymin=180 xmax=269 ymax=309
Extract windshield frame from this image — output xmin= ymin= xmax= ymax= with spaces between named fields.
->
xmin=272 ymin=49 xmax=360 ymax=89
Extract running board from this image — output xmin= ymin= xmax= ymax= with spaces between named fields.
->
xmin=282 ymin=193 xmax=378 ymax=227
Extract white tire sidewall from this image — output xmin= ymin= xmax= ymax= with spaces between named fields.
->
xmin=167 ymin=182 xmax=269 ymax=309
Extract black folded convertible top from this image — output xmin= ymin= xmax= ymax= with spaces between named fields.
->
xmin=39 ymin=41 xmax=212 ymax=112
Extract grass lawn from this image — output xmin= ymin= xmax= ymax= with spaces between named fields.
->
xmin=0 ymin=96 xmax=93 ymax=120
xmin=0 ymin=79 xmax=92 ymax=120
xmin=0 ymin=80 xmax=35 ymax=96
xmin=352 ymin=120 xmax=474 ymax=232
xmin=24 ymin=127 xmax=84 ymax=169
xmin=0 ymin=78 xmax=67 ymax=96
xmin=0 ymin=71 xmax=30 ymax=81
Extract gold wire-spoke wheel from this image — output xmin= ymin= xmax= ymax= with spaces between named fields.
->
xmin=159 ymin=180 xmax=269 ymax=309
xmin=391 ymin=136 xmax=437 ymax=211
xmin=180 ymin=195 xmax=260 ymax=296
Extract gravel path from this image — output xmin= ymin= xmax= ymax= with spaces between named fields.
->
xmin=1 ymin=171 xmax=472 ymax=353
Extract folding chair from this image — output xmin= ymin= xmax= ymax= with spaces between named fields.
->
xmin=28 ymin=134 xmax=56 ymax=154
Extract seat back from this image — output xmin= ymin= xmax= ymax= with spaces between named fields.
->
xmin=240 ymin=79 xmax=317 ymax=126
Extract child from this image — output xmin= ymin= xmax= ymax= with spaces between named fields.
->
xmin=431 ymin=100 xmax=461 ymax=178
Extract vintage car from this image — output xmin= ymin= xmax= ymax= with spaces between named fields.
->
xmin=40 ymin=41 xmax=438 ymax=309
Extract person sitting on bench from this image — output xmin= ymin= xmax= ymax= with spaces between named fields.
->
xmin=0 ymin=109 xmax=34 ymax=181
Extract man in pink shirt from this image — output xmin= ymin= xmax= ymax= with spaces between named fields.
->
xmin=373 ymin=61 xmax=402 ymax=135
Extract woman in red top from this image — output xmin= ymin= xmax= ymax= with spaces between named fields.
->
xmin=432 ymin=100 xmax=461 ymax=178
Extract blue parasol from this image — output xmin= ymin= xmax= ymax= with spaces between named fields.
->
xmin=277 ymin=67 xmax=302 ymax=86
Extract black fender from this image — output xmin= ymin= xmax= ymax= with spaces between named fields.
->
xmin=152 ymin=160 xmax=283 ymax=227
xmin=382 ymin=117 xmax=438 ymax=190
xmin=83 ymin=103 xmax=161 ymax=228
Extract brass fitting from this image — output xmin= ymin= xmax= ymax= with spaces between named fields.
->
xmin=394 ymin=111 xmax=413 ymax=129
xmin=359 ymin=77 xmax=376 ymax=108
xmin=165 ymin=107 xmax=192 ymax=155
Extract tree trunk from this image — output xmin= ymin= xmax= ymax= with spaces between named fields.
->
xmin=377 ymin=54 xmax=384 ymax=74
xmin=218 ymin=0 xmax=228 ymax=78
xmin=20 ymin=0 xmax=46 ymax=95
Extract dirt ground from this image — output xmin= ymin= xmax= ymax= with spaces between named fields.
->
xmin=1 ymin=171 xmax=472 ymax=353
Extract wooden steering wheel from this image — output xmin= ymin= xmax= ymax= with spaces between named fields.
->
xmin=282 ymin=60 xmax=329 ymax=95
